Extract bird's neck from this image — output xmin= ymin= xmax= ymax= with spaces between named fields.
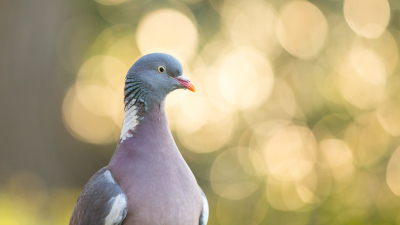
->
xmin=119 ymin=98 xmax=166 ymax=144
xmin=110 ymin=99 xmax=179 ymax=166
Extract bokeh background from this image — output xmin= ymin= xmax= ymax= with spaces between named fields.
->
xmin=2 ymin=0 xmax=400 ymax=224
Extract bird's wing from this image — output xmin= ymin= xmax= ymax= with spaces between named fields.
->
xmin=199 ymin=188 xmax=209 ymax=225
xmin=70 ymin=167 xmax=128 ymax=225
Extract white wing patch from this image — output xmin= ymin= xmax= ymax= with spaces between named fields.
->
xmin=103 ymin=170 xmax=116 ymax=184
xmin=201 ymin=192 xmax=209 ymax=225
xmin=120 ymin=101 xmax=139 ymax=143
xmin=105 ymin=194 xmax=127 ymax=225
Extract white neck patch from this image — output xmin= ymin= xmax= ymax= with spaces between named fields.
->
xmin=119 ymin=101 xmax=139 ymax=143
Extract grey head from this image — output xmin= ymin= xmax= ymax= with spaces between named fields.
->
xmin=124 ymin=53 xmax=195 ymax=112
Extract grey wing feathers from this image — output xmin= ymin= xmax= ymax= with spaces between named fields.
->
xmin=70 ymin=167 xmax=127 ymax=225
xmin=199 ymin=188 xmax=209 ymax=225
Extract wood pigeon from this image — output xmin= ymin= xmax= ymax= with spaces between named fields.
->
xmin=69 ymin=53 xmax=209 ymax=225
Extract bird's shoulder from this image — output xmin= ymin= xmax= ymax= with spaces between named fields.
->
xmin=70 ymin=166 xmax=127 ymax=225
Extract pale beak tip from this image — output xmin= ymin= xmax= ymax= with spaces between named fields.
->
xmin=188 ymin=83 xmax=196 ymax=92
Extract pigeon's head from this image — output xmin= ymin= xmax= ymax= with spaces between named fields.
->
xmin=124 ymin=53 xmax=195 ymax=110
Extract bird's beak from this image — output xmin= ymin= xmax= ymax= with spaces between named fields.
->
xmin=173 ymin=75 xmax=195 ymax=92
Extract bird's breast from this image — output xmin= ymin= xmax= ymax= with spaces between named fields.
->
xmin=109 ymin=151 xmax=203 ymax=225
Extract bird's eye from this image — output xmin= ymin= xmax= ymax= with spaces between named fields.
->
xmin=157 ymin=66 xmax=166 ymax=73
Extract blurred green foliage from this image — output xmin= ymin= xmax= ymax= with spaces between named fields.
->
xmin=3 ymin=0 xmax=400 ymax=224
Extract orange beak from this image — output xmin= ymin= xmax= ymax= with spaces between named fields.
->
xmin=174 ymin=75 xmax=195 ymax=92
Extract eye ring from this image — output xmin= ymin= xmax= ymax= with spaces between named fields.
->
xmin=157 ymin=66 xmax=166 ymax=73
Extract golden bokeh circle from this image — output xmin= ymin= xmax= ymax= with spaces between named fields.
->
xmin=319 ymin=139 xmax=354 ymax=183
xmin=351 ymin=31 xmax=398 ymax=76
xmin=221 ymin=0 xmax=280 ymax=57
xmin=216 ymin=47 xmax=274 ymax=110
xmin=344 ymin=0 xmax=390 ymax=39
xmin=62 ymin=86 xmax=119 ymax=144
xmin=266 ymin=174 xmax=319 ymax=212
xmin=263 ymin=124 xmax=318 ymax=182
xmin=276 ymin=1 xmax=328 ymax=59
xmin=337 ymin=47 xmax=386 ymax=109
xmin=177 ymin=109 xmax=234 ymax=153
xmin=377 ymin=100 xmax=400 ymax=136
xmin=136 ymin=9 xmax=199 ymax=61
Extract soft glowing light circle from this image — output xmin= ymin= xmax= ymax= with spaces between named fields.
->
xmin=276 ymin=1 xmax=328 ymax=59
xmin=136 ymin=9 xmax=199 ymax=61
xmin=344 ymin=0 xmax=390 ymax=39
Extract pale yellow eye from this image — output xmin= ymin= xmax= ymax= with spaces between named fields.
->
xmin=157 ymin=66 xmax=166 ymax=73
